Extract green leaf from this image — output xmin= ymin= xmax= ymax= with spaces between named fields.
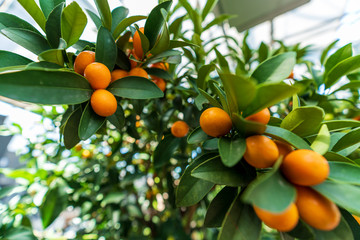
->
xmin=95 ymin=27 xmax=117 ymax=71
xmin=313 ymin=180 xmax=360 ymax=216
xmin=219 ymin=137 xmax=246 ymax=167
xmin=286 ymin=220 xmax=315 ymax=239
xmin=17 ymin=0 xmax=46 ymax=31
xmin=232 ymin=113 xmax=266 ymax=137
xmin=204 ymin=186 xmax=238 ymax=228
xmin=61 ymin=1 xmax=87 ymax=47
xmin=40 ymin=187 xmax=68 ymax=228
xmin=63 ymin=107 xmax=82 ymax=149
xmin=320 ymin=39 xmax=339 ymax=65
xmin=26 ymin=61 xmax=62 ymax=69
xmin=324 ymin=43 xmax=352 ymax=74
xmin=198 ymin=89 xmax=222 ymax=108
xmin=323 ymin=119 xmax=360 ymax=132
xmin=243 ymin=83 xmax=299 ymax=117
xmin=111 ymin=7 xmax=129 ymax=32
xmin=203 ymin=14 xmax=235 ymax=31
xmin=242 ymin=161 xmax=296 ymax=212
xmin=108 ymin=76 xmax=164 ymax=99
xmin=324 ymin=152 xmax=355 ymax=164
xmin=145 ymin=68 xmax=172 ymax=81
xmin=39 ymin=0 xmax=65 ymax=19
xmin=0 ymin=12 xmax=40 ymax=34
xmin=169 ymin=15 xmax=185 ymax=39
xmin=72 ymin=40 xmax=95 ymax=51
xmin=209 ymin=80 xmax=229 ymax=113
xmin=38 ymin=49 xmax=64 ymax=66
xmin=332 ymin=127 xmax=360 ymax=152
xmin=202 ymin=0 xmax=218 ymax=20
xmin=176 ymin=153 xmax=216 ymax=207
xmin=251 ymin=52 xmax=296 ymax=84
xmin=78 ymin=102 xmax=106 ymax=140
xmin=258 ymin=42 xmax=269 ymax=63
xmin=280 ymin=106 xmax=325 ymax=137
xmin=333 ymin=80 xmax=360 ymax=93
xmin=191 ymin=156 xmax=256 ymax=187
xmin=215 ymin=48 xmax=230 ymax=73
xmin=310 ymin=124 xmax=330 ymax=155
xmin=3 ymin=227 xmax=36 ymax=240
xmin=144 ymin=50 xmax=181 ymax=65
xmin=45 ymin=2 xmax=64 ymax=48
xmin=219 ymin=73 xmax=256 ymax=113
xmin=86 ymin=9 xmax=102 ymax=30
xmin=218 ymin=194 xmax=262 ymax=240
xmin=202 ymin=138 xmax=219 ymax=150
xmin=108 ymin=102 xmax=125 ymax=130
xmin=0 ymin=51 xmax=31 ymax=68
xmin=328 ymin=162 xmax=360 ymax=185
xmin=150 ymin=13 xmax=170 ymax=55
xmin=1 ymin=28 xmax=50 ymax=55
xmin=325 ymin=55 xmax=360 ymax=88
xmin=153 ymin=135 xmax=181 ymax=168
xmin=313 ymin=217 xmax=354 ymax=240
xmin=144 ymin=1 xmax=172 ymax=48
xmin=187 ymin=127 xmax=208 ymax=144
xmin=264 ymin=125 xmax=312 ymax=150
xmin=169 ymin=40 xmax=199 ymax=49
xmin=0 ymin=69 xmax=92 ymax=104
xmin=94 ymin=0 xmax=112 ymax=30
xmin=340 ymin=208 xmax=360 ymax=240
xmin=197 ymin=64 xmax=215 ymax=90
xmin=0 ymin=186 xmax=18 ymax=199
xmin=112 ymin=15 xmax=147 ymax=40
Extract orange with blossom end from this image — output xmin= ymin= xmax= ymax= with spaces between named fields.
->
xmin=74 ymin=51 xmax=95 ymax=75
xmin=111 ymin=69 xmax=128 ymax=83
xmin=171 ymin=121 xmax=189 ymax=138
xmin=152 ymin=76 xmax=166 ymax=92
xmin=245 ymin=108 xmax=271 ymax=125
xmin=243 ymin=135 xmax=279 ymax=168
xmin=133 ymin=27 xmax=145 ymax=59
xmin=129 ymin=67 xmax=149 ymax=79
xmin=199 ymin=107 xmax=232 ymax=137
xmin=84 ymin=62 xmax=111 ymax=89
xmin=91 ymin=89 xmax=117 ymax=117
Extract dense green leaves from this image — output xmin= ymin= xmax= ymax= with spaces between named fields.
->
xmin=153 ymin=135 xmax=181 ymax=168
xmin=17 ymin=0 xmax=46 ymax=31
xmin=218 ymin=137 xmax=246 ymax=167
xmin=144 ymin=68 xmax=172 ymax=80
xmin=112 ymin=15 xmax=147 ymax=40
xmin=328 ymin=162 xmax=360 ymax=185
xmin=325 ymin=55 xmax=360 ymax=88
xmin=332 ymin=127 xmax=360 ymax=152
xmin=0 ymin=51 xmax=31 ymax=67
xmin=0 ymin=69 xmax=92 ymax=104
xmin=94 ymin=0 xmax=112 ymax=30
xmin=39 ymin=0 xmax=65 ymax=19
xmin=324 ymin=43 xmax=352 ymax=74
xmin=45 ymin=2 xmax=64 ymax=48
xmin=78 ymin=102 xmax=106 ymax=140
xmin=61 ymin=1 xmax=87 ymax=47
xmin=1 ymin=227 xmax=37 ymax=240
xmin=111 ymin=7 xmax=129 ymax=32
xmin=265 ymin=125 xmax=312 ymax=150
xmin=96 ymin=27 xmax=117 ymax=71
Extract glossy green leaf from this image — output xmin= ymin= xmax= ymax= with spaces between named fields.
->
xmin=324 ymin=43 xmax=352 ymax=74
xmin=191 ymin=156 xmax=256 ymax=187
xmin=169 ymin=15 xmax=185 ymax=39
xmin=40 ymin=187 xmax=68 ymax=228
xmin=0 ymin=12 xmax=40 ymax=34
xmin=150 ymin=10 xmax=170 ymax=55
xmin=325 ymin=55 xmax=360 ymax=88
xmin=251 ymin=52 xmax=296 ymax=84
xmin=265 ymin=125 xmax=312 ymax=150
xmin=323 ymin=120 xmax=360 ymax=132
xmin=108 ymin=102 xmax=125 ymax=130
xmin=0 ymin=51 xmax=31 ymax=68
xmin=202 ymin=0 xmax=218 ymax=20
xmin=39 ymin=0 xmax=65 ymax=19
xmin=72 ymin=40 xmax=95 ymax=51
xmin=17 ymin=0 xmax=46 ymax=31
xmin=187 ymin=127 xmax=208 ymax=144
xmin=324 ymin=152 xmax=355 ymax=164
xmin=111 ymin=7 xmax=129 ymax=32
xmin=258 ymin=42 xmax=269 ymax=63
xmin=38 ymin=49 xmax=64 ymax=66
xmin=198 ymin=89 xmax=222 ymax=108
xmin=203 ymin=14 xmax=235 ymax=31
xmin=281 ymin=106 xmax=325 ymax=137
xmin=1 ymin=28 xmax=50 ymax=55
xmin=286 ymin=220 xmax=314 ymax=239
xmin=115 ymin=49 xmax=131 ymax=71
xmin=2 ymin=227 xmax=37 ymax=240
xmin=204 ymin=186 xmax=238 ymax=228
xmin=176 ymin=153 xmax=216 ymax=207
xmin=320 ymin=39 xmax=339 ymax=65
xmin=219 ymin=73 xmax=256 ymax=113
xmin=144 ymin=50 xmax=181 ymax=65
xmin=242 ymin=160 xmax=296 ymax=212
xmin=78 ymin=102 xmax=106 ymax=140
xmin=63 ymin=107 xmax=82 ymax=149
xmin=197 ymin=64 xmax=215 ymax=90
xmin=202 ymin=138 xmax=218 ymax=150
xmin=332 ymin=127 xmax=360 ymax=152
xmin=243 ymin=83 xmax=299 ymax=117
xmin=86 ymin=9 xmax=102 ymax=30
xmin=215 ymin=48 xmax=230 ymax=73
xmin=328 ymin=162 xmax=360 ymax=185
xmin=218 ymin=195 xmax=262 ymax=240
xmin=45 ymin=3 xmax=64 ymax=48
xmin=340 ymin=208 xmax=360 ymax=240
xmin=209 ymin=80 xmax=229 ymax=113
xmin=0 ymin=69 xmax=92 ymax=104
xmin=153 ymin=135 xmax=181 ymax=168
xmin=95 ymin=27 xmax=117 ymax=71
xmin=94 ymin=0 xmax=112 ymax=30
xmin=313 ymin=217 xmax=354 ymax=240
xmin=112 ymin=15 xmax=147 ymax=40
xmin=313 ymin=180 xmax=360 ymax=216
xmin=26 ymin=61 xmax=62 ymax=69
xmin=144 ymin=1 xmax=172 ymax=48
xmin=108 ymin=76 xmax=164 ymax=99
xmin=310 ymin=124 xmax=330 ymax=155
xmin=232 ymin=113 xmax=266 ymax=137
xmin=168 ymin=40 xmax=199 ymax=49
xmin=115 ymin=31 xmax=131 ymax=50
xmin=145 ymin=67 xmax=172 ymax=81
xmin=61 ymin=1 xmax=87 ymax=47
xmin=333 ymin=80 xmax=360 ymax=94
xmin=135 ymin=26 xmax=150 ymax=58
xmin=219 ymin=137 xmax=246 ymax=167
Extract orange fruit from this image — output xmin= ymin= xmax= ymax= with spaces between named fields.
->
xmin=253 ymin=203 xmax=299 ymax=232
xmin=151 ymin=62 xmax=169 ymax=71
xmin=274 ymin=140 xmax=293 ymax=159
xmin=281 ymin=149 xmax=329 ymax=186
xmin=199 ymin=107 xmax=232 ymax=137
xmin=111 ymin=69 xmax=128 ymax=83
xmin=245 ymin=108 xmax=271 ymax=125
xmin=171 ymin=121 xmax=189 ymax=138
xmin=152 ymin=77 xmax=166 ymax=92
xmin=90 ymin=89 xmax=117 ymax=117
xmin=288 ymin=70 xmax=294 ymax=79
xmin=353 ymin=116 xmax=360 ymax=121
xmin=74 ymin=51 xmax=95 ymax=75
xmin=129 ymin=67 xmax=148 ymax=79
xmin=353 ymin=215 xmax=360 ymax=224
xmin=243 ymin=135 xmax=279 ymax=168
xmin=84 ymin=62 xmax=111 ymax=89
xmin=133 ymin=27 xmax=145 ymax=59
xmin=295 ymin=186 xmax=340 ymax=231
xmin=81 ymin=149 xmax=92 ymax=158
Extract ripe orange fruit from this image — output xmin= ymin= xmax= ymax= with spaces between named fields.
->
xmin=152 ymin=77 xmax=166 ymax=92
xmin=90 ymin=89 xmax=117 ymax=117
xmin=353 ymin=116 xmax=360 ymax=121
xmin=133 ymin=27 xmax=145 ymax=59
xmin=245 ymin=108 xmax=271 ymax=125
xmin=171 ymin=121 xmax=189 ymax=138
xmin=151 ymin=62 xmax=169 ymax=71
xmin=129 ymin=67 xmax=148 ymax=79
xmin=353 ymin=215 xmax=360 ymax=224
xmin=199 ymin=107 xmax=232 ymax=137
xmin=111 ymin=69 xmax=128 ymax=83
xmin=74 ymin=51 xmax=95 ymax=75
xmin=253 ymin=203 xmax=299 ymax=232
xmin=274 ymin=140 xmax=293 ymax=159
xmin=281 ymin=149 xmax=329 ymax=186
xmin=243 ymin=135 xmax=279 ymax=168
xmin=84 ymin=62 xmax=111 ymax=89
xmin=295 ymin=186 xmax=340 ymax=231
